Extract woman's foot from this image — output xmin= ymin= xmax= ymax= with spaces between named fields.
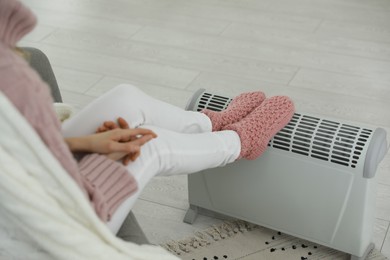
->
xmin=202 ymin=91 xmax=266 ymax=131
xmin=223 ymin=96 xmax=294 ymax=160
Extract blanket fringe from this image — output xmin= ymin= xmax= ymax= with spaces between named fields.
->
xmin=160 ymin=220 xmax=257 ymax=256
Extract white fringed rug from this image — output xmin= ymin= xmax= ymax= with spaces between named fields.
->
xmin=161 ymin=220 xmax=387 ymax=260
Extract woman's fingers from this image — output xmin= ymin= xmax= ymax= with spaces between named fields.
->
xmin=122 ymin=153 xmax=136 ymax=165
xmin=92 ymin=123 xmax=157 ymax=164
xmin=104 ymin=121 xmax=118 ymax=130
xmin=117 ymin=117 xmax=130 ymax=129
xmin=129 ymin=152 xmax=139 ymax=162
xmin=130 ymin=134 xmax=155 ymax=147
xmin=106 ymin=151 xmax=126 ymax=161
xmin=107 ymin=129 xmax=154 ymax=152
xmin=96 ymin=125 xmax=110 ymax=133
xmin=108 ymin=141 xmax=137 ymax=154
xmin=113 ymin=128 xmax=157 ymax=142
xmin=96 ymin=121 xmax=117 ymax=133
xmin=132 ymin=128 xmax=158 ymax=138
xmin=105 ymin=130 xmax=156 ymax=165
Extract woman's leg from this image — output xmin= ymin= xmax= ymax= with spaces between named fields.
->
xmin=62 ymin=84 xmax=212 ymax=137
xmin=106 ymin=125 xmax=241 ymax=234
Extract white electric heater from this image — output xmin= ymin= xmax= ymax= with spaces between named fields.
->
xmin=183 ymin=89 xmax=388 ymax=260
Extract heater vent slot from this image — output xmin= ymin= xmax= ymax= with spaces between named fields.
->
xmin=196 ymin=92 xmax=231 ymax=112
xmin=269 ymin=114 xmax=372 ymax=168
xmin=195 ymin=92 xmax=373 ymax=169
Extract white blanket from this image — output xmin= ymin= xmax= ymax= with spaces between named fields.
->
xmin=0 ymin=92 xmax=179 ymax=260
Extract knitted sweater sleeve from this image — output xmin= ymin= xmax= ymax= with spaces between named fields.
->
xmin=79 ymin=154 xmax=138 ymax=221
xmin=0 ymin=48 xmax=138 ymax=222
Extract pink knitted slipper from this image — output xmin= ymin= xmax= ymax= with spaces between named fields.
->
xmin=202 ymin=91 xmax=266 ymax=131
xmin=223 ymin=96 xmax=294 ymax=160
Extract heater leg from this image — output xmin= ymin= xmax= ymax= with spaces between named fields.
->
xmin=350 ymin=243 xmax=374 ymax=260
xmin=183 ymin=205 xmax=199 ymax=224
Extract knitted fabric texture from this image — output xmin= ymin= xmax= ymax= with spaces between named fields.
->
xmin=224 ymin=96 xmax=294 ymax=160
xmin=202 ymin=91 xmax=266 ymax=131
xmin=0 ymin=0 xmax=138 ymax=222
xmin=79 ymin=154 xmax=138 ymax=221
xmin=0 ymin=0 xmax=37 ymax=47
xmin=0 ymin=43 xmax=86 ymax=192
xmin=0 ymin=43 xmax=138 ymax=222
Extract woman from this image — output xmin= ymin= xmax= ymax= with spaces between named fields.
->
xmin=0 ymin=0 xmax=294 ymax=235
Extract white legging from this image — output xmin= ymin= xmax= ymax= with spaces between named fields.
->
xmin=62 ymin=84 xmax=241 ymax=234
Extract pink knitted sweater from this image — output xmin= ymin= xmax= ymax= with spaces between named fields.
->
xmin=0 ymin=0 xmax=137 ymax=221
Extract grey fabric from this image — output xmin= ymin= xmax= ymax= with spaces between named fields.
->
xmin=21 ymin=47 xmax=62 ymax=102
xmin=21 ymin=47 xmax=150 ymax=245
xmin=116 ymin=212 xmax=150 ymax=244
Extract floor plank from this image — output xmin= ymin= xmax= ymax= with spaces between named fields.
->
xmin=289 ymin=68 xmax=390 ymax=101
xmin=160 ymin=2 xmax=322 ymax=32
xmin=373 ymin=219 xmax=390 ymax=252
xmin=26 ymin=43 xmax=200 ymax=89
xmin=317 ymin=20 xmax=390 ymax=44
xmin=87 ymin=76 xmax=193 ymax=108
xmin=131 ymin=26 xmax=390 ymax=82
xmin=267 ymin=0 xmax=390 ymax=25
xmin=42 ymin=28 xmax=298 ymax=84
xmin=222 ymin=22 xmax=390 ymax=61
xmin=383 ymin=228 xmax=390 ymax=257
xmin=132 ymin=199 xmax=224 ymax=245
xmin=376 ymin=184 xmax=390 ymax=222
xmin=51 ymin=66 xmax=103 ymax=94
xmin=188 ymin=72 xmax=290 ymax=96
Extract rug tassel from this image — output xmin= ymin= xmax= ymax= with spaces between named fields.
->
xmin=160 ymin=220 xmax=259 ymax=256
xmin=162 ymin=241 xmax=185 ymax=255
xmin=160 ymin=220 xmax=386 ymax=259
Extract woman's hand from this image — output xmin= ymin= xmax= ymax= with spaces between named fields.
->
xmin=88 ymin=127 xmax=156 ymax=156
xmin=65 ymin=118 xmax=157 ymax=165
xmin=96 ymin=117 xmax=130 ymax=133
xmin=95 ymin=117 xmax=152 ymax=164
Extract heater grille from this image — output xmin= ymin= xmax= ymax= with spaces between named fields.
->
xmin=270 ymin=113 xmax=372 ymax=168
xmin=195 ymin=92 xmax=231 ymax=112
xmin=195 ymin=92 xmax=373 ymax=168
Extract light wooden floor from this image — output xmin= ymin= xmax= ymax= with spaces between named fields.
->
xmin=20 ymin=0 xmax=390 ymax=257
